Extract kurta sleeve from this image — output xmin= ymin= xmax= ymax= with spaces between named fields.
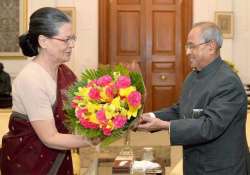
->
xmin=170 ymin=77 xmax=247 ymax=145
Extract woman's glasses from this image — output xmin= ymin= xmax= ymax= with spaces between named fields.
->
xmin=50 ymin=35 xmax=77 ymax=45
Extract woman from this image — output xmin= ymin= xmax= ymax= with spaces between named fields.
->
xmin=0 ymin=7 xmax=97 ymax=175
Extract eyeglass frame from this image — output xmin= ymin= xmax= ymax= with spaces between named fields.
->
xmin=50 ymin=35 xmax=77 ymax=44
xmin=185 ymin=40 xmax=211 ymax=50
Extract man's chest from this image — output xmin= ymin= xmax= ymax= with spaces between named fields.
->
xmin=179 ymin=77 xmax=214 ymax=119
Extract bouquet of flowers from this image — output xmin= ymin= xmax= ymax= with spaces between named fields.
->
xmin=64 ymin=65 xmax=145 ymax=146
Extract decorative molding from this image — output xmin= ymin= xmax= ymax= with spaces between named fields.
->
xmin=215 ymin=11 xmax=234 ymax=39
xmin=0 ymin=0 xmax=28 ymax=59
xmin=57 ymin=7 xmax=76 ymax=33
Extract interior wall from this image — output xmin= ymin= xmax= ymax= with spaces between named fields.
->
xmin=1 ymin=0 xmax=250 ymax=84
xmin=232 ymin=0 xmax=250 ymax=83
xmin=1 ymin=0 xmax=98 ymax=79
xmin=193 ymin=0 xmax=250 ymax=83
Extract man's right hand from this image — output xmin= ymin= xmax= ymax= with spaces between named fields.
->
xmin=136 ymin=113 xmax=169 ymax=132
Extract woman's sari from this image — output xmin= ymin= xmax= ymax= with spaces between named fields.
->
xmin=0 ymin=64 xmax=76 ymax=175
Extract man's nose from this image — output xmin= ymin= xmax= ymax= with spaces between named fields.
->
xmin=68 ymin=41 xmax=75 ymax=48
xmin=186 ymin=47 xmax=191 ymax=55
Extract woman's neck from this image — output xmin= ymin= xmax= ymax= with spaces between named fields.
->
xmin=33 ymin=55 xmax=59 ymax=81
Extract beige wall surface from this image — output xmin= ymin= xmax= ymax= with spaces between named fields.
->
xmin=1 ymin=0 xmax=250 ymax=84
xmin=1 ymin=0 xmax=98 ymax=79
xmin=194 ymin=0 xmax=250 ymax=83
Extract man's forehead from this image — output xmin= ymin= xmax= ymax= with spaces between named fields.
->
xmin=187 ymin=28 xmax=201 ymax=42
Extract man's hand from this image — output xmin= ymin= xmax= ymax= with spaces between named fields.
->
xmin=136 ymin=113 xmax=170 ymax=132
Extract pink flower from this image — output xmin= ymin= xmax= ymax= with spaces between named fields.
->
xmin=96 ymin=75 xmax=112 ymax=86
xmin=75 ymin=96 xmax=82 ymax=100
xmin=102 ymin=127 xmax=112 ymax=136
xmin=87 ymin=80 xmax=97 ymax=87
xmin=76 ymin=108 xmax=88 ymax=119
xmin=116 ymin=76 xmax=131 ymax=89
xmin=113 ymin=115 xmax=127 ymax=128
xmin=105 ymin=84 xmax=116 ymax=99
xmin=71 ymin=96 xmax=82 ymax=108
xmin=88 ymin=88 xmax=101 ymax=100
xmin=79 ymin=118 xmax=99 ymax=129
xmin=127 ymin=91 xmax=141 ymax=107
xmin=96 ymin=109 xmax=107 ymax=124
xmin=71 ymin=101 xmax=77 ymax=108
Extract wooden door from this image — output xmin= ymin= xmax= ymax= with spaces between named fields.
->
xmin=99 ymin=0 xmax=192 ymax=112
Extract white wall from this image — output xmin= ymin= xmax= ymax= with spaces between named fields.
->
xmin=194 ymin=0 xmax=250 ymax=83
xmin=232 ymin=0 xmax=250 ymax=83
xmin=56 ymin=0 xmax=98 ymax=76
xmin=1 ymin=0 xmax=98 ymax=79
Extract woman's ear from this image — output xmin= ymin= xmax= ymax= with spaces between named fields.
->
xmin=38 ymin=35 xmax=48 ymax=49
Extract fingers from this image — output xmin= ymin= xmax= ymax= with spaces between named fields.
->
xmin=139 ymin=113 xmax=152 ymax=123
xmin=136 ymin=114 xmax=163 ymax=132
xmin=85 ymin=137 xmax=101 ymax=147
xmin=141 ymin=113 xmax=152 ymax=118
xmin=137 ymin=117 xmax=154 ymax=132
xmin=141 ymin=116 xmax=153 ymax=122
xmin=90 ymin=137 xmax=101 ymax=145
xmin=132 ymin=113 xmax=152 ymax=131
xmin=137 ymin=122 xmax=151 ymax=131
xmin=141 ymin=114 xmax=156 ymax=125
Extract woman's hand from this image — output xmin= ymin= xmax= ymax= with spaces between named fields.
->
xmin=89 ymin=137 xmax=102 ymax=146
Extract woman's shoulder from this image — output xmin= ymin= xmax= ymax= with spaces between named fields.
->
xmin=14 ymin=62 xmax=49 ymax=88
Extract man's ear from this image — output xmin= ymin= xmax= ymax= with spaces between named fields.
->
xmin=208 ymin=40 xmax=218 ymax=52
xmin=38 ymin=35 xmax=48 ymax=49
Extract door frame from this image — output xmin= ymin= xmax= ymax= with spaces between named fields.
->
xmin=99 ymin=0 xmax=110 ymax=65
xmin=98 ymin=0 xmax=193 ymax=75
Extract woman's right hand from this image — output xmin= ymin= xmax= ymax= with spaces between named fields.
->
xmin=85 ymin=137 xmax=102 ymax=146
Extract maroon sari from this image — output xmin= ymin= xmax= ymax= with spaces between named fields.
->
xmin=0 ymin=64 xmax=76 ymax=175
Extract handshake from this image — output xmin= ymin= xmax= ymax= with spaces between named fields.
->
xmin=133 ymin=113 xmax=170 ymax=132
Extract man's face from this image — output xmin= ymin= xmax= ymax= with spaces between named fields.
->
xmin=185 ymin=27 xmax=211 ymax=71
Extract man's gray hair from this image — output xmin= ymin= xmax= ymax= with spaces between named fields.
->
xmin=193 ymin=22 xmax=223 ymax=48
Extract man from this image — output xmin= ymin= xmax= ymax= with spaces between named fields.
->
xmin=137 ymin=22 xmax=248 ymax=175
xmin=0 ymin=62 xmax=12 ymax=107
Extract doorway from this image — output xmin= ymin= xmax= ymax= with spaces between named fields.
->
xmin=99 ymin=0 xmax=193 ymax=112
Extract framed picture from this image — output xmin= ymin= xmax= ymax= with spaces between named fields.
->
xmin=0 ymin=0 xmax=28 ymax=58
xmin=214 ymin=11 xmax=234 ymax=39
xmin=57 ymin=7 xmax=76 ymax=33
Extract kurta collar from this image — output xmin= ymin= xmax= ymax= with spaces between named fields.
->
xmin=195 ymin=56 xmax=222 ymax=79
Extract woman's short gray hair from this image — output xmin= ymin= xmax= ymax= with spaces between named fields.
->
xmin=193 ymin=22 xmax=223 ymax=48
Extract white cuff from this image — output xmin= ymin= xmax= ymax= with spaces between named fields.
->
xmin=148 ymin=112 xmax=156 ymax=118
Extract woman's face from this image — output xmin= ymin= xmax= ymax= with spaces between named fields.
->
xmin=46 ymin=22 xmax=76 ymax=64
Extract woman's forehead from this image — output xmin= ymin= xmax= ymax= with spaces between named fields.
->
xmin=56 ymin=23 xmax=73 ymax=36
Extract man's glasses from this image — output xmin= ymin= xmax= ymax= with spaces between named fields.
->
xmin=50 ymin=35 xmax=77 ymax=45
xmin=185 ymin=40 xmax=211 ymax=50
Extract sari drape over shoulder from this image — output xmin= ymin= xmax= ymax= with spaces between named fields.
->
xmin=0 ymin=64 xmax=76 ymax=175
